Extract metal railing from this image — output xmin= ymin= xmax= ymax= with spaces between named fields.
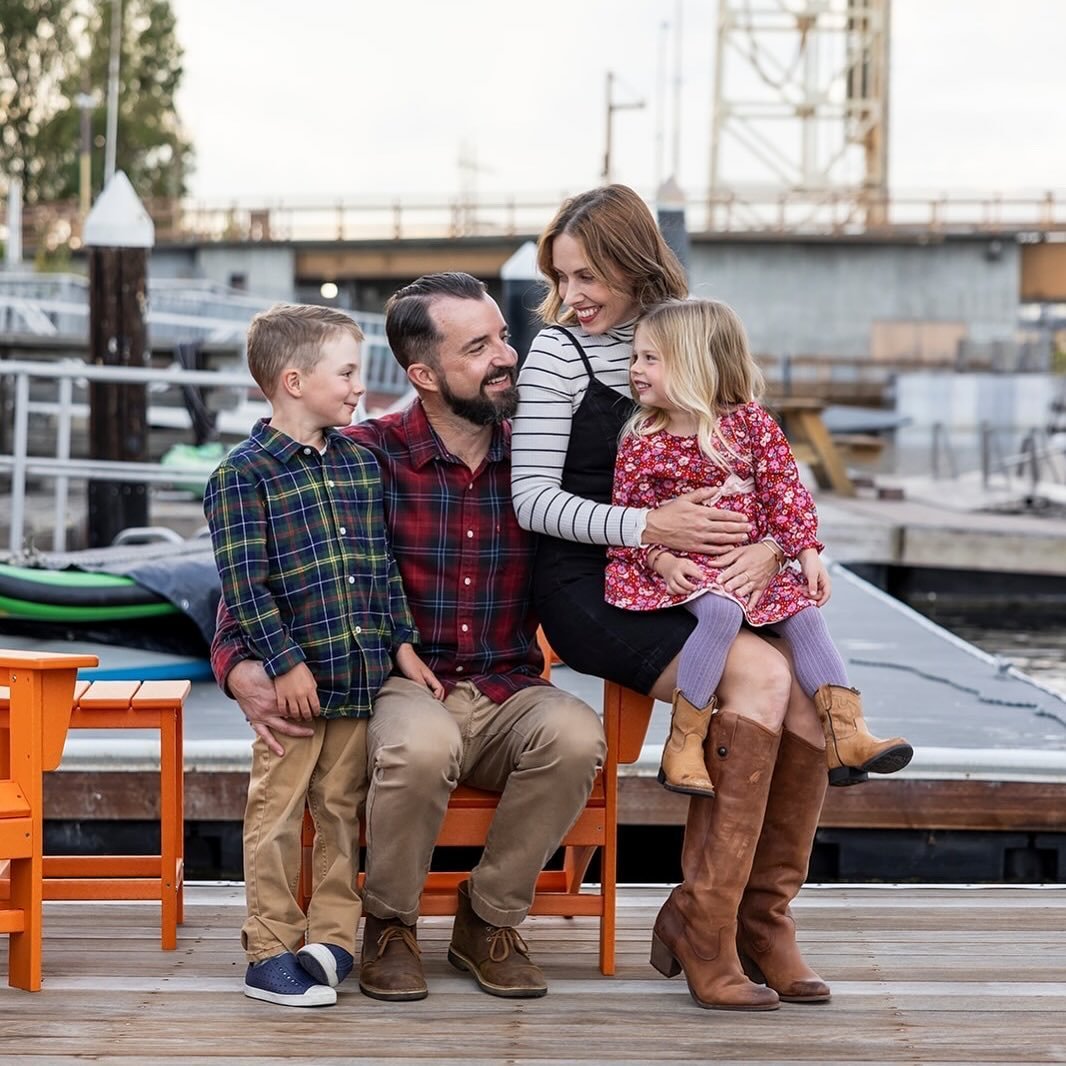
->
xmin=0 ymin=359 xmax=263 ymax=554
xmin=7 ymin=188 xmax=1066 ymax=245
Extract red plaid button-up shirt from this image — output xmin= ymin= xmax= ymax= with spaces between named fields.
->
xmin=211 ymin=399 xmax=547 ymax=702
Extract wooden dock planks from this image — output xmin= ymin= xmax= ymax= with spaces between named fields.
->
xmin=1 ymin=884 xmax=1063 ymax=1063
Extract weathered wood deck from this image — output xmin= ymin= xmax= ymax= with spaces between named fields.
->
xmin=2 ymin=884 xmax=1064 ymax=1063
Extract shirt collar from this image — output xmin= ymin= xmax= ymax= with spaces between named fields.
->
xmin=400 ymin=398 xmax=510 ymax=470
xmin=249 ymin=418 xmax=344 ymax=462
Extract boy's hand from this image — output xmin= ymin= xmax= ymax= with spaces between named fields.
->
xmin=656 ymin=553 xmax=705 ymax=597
xmin=798 ymin=549 xmax=831 ymax=606
xmin=395 ymin=643 xmax=445 ymax=700
xmin=274 ymin=662 xmax=321 ymax=719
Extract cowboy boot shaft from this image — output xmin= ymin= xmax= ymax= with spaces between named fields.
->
xmin=651 ymin=711 xmax=782 ymax=1010
xmin=738 ymin=728 xmax=831 ymax=1002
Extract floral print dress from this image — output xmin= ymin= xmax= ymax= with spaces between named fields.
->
xmin=604 ymin=402 xmax=824 ymax=626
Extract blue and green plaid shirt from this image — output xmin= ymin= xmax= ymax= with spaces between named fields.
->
xmin=204 ymin=419 xmax=417 ymax=717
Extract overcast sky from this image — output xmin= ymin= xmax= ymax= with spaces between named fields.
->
xmin=170 ymin=0 xmax=1066 ymax=205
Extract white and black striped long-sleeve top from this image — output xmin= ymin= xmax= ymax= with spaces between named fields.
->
xmin=511 ymin=322 xmax=646 ymax=547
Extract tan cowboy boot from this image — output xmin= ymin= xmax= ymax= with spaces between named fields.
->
xmin=649 ymin=710 xmax=781 ymax=1011
xmin=814 ymin=685 xmax=913 ymax=787
xmin=657 ymin=690 xmax=716 ymax=797
xmin=738 ymin=729 xmax=831 ymax=1003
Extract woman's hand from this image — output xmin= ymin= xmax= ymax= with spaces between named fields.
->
xmin=717 ymin=541 xmax=780 ymax=609
xmin=643 ymin=489 xmax=751 ymax=555
xmin=396 ymin=643 xmax=445 ymax=700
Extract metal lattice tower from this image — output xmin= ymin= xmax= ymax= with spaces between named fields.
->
xmin=709 ymin=0 xmax=891 ymax=229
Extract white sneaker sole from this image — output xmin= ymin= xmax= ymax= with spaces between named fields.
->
xmin=297 ymin=943 xmax=341 ymax=987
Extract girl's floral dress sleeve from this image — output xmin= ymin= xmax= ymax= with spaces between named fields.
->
xmin=746 ymin=404 xmax=824 ymax=559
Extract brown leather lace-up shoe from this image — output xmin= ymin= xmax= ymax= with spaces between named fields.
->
xmin=358 ymin=914 xmax=427 ymax=1002
xmin=447 ymin=880 xmax=547 ymax=998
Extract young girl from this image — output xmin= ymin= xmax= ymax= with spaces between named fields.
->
xmin=605 ymin=299 xmax=912 ymax=794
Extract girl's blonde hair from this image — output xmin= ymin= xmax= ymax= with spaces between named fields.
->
xmin=624 ymin=299 xmax=765 ymax=470
xmin=535 ymin=185 xmax=688 ymax=324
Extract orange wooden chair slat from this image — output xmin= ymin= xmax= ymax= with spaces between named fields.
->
xmin=0 ymin=650 xmax=98 ymax=991
xmin=296 ymin=634 xmax=654 ymax=976
xmin=0 ymin=664 xmax=188 ymax=985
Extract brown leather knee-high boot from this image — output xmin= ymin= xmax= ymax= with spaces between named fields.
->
xmin=650 ymin=710 xmax=781 ymax=1011
xmin=737 ymin=729 xmax=831 ymax=1003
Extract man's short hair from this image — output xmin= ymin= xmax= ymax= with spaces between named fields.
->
xmin=246 ymin=303 xmax=364 ymax=396
xmin=384 ymin=272 xmax=488 ymax=370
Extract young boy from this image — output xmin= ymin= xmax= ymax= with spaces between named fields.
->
xmin=204 ymin=304 xmax=441 ymax=1008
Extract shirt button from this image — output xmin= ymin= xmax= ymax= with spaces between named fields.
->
xmin=461 ymin=624 xmax=469 ymax=632
xmin=328 ymin=480 xmax=335 ymax=487
xmin=348 ymin=576 xmax=355 ymax=584
xmin=354 ymin=625 xmax=362 ymax=634
xmin=466 ymin=530 xmax=474 ymax=538
xmin=463 ymin=577 xmax=472 ymax=585
xmin=468 ymin=483 xmax=474 ymax=490
xmin=339 ymin=526 xmax=347 ymax=535
xmin=303 ymin=447 xmax=312 ymax=455
xmin=455 ymin=666 xmax=464 ymax=673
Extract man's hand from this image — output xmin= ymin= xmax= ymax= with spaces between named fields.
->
xmin=228 ymin=659 xmax=314 ymax=757
xmin=643 ymin=489 xmax=751 ymax=555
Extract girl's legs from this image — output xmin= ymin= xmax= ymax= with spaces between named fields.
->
xmin=771 ymin=607 xmax=848 ymax=696
xmin=676 ymin=595 xmax=745 ymax=707
xmin=659 ymin=596 xmax=745 ymax=796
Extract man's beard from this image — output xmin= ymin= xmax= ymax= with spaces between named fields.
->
xmin=439 ymin=369 xmax=519 ymax=425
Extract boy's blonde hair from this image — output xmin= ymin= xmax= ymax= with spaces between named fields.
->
xmin=535 ymin=184 xmax=688 ymax=324
xmin=246 ymin=303 xmax=364 ymax=396
xmin=625 ymin=299 xmax=765 ymax=470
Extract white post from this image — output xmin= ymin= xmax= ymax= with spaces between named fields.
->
xmin=10 ymin=372 xmax=30 ymax=554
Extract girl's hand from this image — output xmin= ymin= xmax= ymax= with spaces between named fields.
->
xmin=274 ymin=662 xmax=320 ymax=720
xmin=717 ymin=541 xmax=780 ymax=609
xmin=643 ymin=489 xmax=751 ymax=555
xmin=396 ymin=643 xmax=445 ymax=700
xmin=657 ymin=554 xmax=705 ymax=597
xmin=798 ymin=549 xmax=831 ymax=606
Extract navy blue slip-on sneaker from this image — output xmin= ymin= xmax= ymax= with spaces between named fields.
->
xmin=244 ymin=951 xmax=337 ymax=1007
xmin=297 ymin=942 xmax=355 ymax=988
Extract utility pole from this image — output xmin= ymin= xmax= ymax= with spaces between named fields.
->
xmin=602 ymin=71 xmax=644 ymax=185
xmin=104 ymin=0 xmax=122 ymax=183
xmin=83 ymin=172 xmax=154 ymax=547
xmin=76 ymin=82 xmax=96 ymax=217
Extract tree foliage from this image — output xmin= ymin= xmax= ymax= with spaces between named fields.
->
xmin=1 ymin=0 xmax=193 ymax=205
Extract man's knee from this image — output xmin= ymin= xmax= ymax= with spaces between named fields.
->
xmin=368 ymin=702 xmax=462 ymax=784
xmin=525 ymin=694 xmax=607 ymax=773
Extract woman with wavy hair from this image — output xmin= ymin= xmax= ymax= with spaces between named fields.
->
xmin=511 ymin=185 xmax=833 ymax=1011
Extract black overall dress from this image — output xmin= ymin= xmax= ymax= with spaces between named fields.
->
xmin=530 ymin=327 xmax=695 ymax=695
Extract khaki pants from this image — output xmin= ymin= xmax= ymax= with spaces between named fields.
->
xmin=361 ymin=677 xmax=606 ymax=928
xmin=242 ymin=716 xmax=368 ymax=963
